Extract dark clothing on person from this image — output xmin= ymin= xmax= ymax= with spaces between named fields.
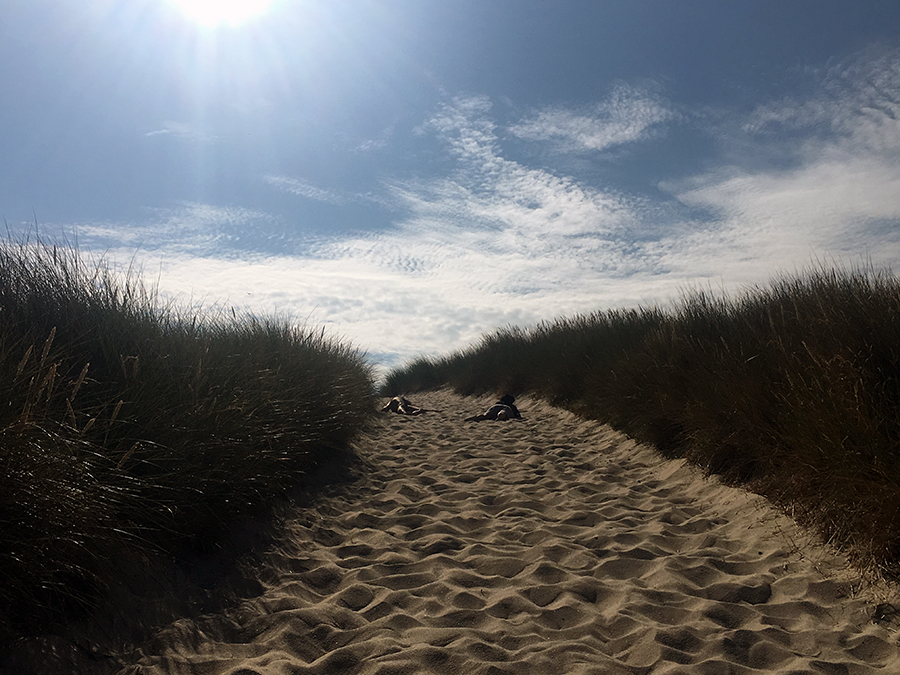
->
xmin=497 ymin=394 xmax=520 ymax=418
xmin=465 ymin=394 xmax=521 ymax=422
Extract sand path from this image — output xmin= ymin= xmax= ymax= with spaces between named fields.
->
xmin=123 ymin=390 xmax=900 ymax=674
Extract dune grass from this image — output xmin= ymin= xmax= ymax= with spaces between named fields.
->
xmin=382 ymin=266 xmax=900 ymax=579
xmin=0 ymin=238 xmax=376 ymax=645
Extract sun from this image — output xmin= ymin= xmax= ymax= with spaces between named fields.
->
xmin=168 ymin=0 xmax=274 ymax=27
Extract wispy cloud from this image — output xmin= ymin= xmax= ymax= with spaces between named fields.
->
xmin=98 ymin=95 xmax=672 ymax=369
xmin=302 ymin=93 xmax=663 ymax=319
xmin=73 ymin=50 xmax=900 ymax=372
xmin=508 ymin=83 xmax=676 ymax=152
xmin=662 ymin=47 xmax=900 ymax=275
xmin=743 ymin=47 xmax=900 ymax=151
xmin=145 ymin=121 xmax=217 ymax=143
xmin=263 ymin=61 xmax=900 ymax=364
xmin=75 ymin=203 xmax=279 ymax=254
xmin=264 ymin=175 xmax=345 ymax=204
xmin=144 ymin=94 xmax=684 ymax=367
xmin=265 ymin=174 xmax=393 ymax=210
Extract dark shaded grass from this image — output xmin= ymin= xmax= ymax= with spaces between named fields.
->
xmin=0 ymin=238 xmax=375 ymax=650
xmin=382 ymin=266 xmax=900 ymax=578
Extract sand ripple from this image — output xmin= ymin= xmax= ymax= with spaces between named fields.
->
xmin=122 ymin=390 xmax=900 ymax=674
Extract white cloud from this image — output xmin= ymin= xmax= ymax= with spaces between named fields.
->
xmin=112 ymin=95 xmax=681 ymax=370
xmin=110 ymin=245 xmax=680 ymax=377
xmin=265 ymin=174 xmax=394 ymax=210
xmin=76 ymin=51 xmax=900 ymax=373
xmin=319 ymin=96 xmax=658 ymax=304
xmin=145 ymin=121 xmax=216 ymax=143
xmin=743 ymin=47 xmax=900 ymax=153
xmin=508 ymin=83 xmax=676 ymax=152
xmin=265 ymin=175 xmax=345 ymax=204
xmin=70 ymin=203 xmax=281 ymax=259
xmin=660 ymin=49 xmax=900 ymax=279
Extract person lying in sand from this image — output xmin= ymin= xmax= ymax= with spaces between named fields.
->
xmin=381 ymin=396 xmax=431 ymax=415
xmin=464 ymin=394 xmax=522 ymax=422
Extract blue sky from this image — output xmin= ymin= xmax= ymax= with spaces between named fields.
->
xmin=3 ymin=1 xmax=900 ymax=370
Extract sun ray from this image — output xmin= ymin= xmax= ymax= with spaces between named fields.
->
xmin=167 ymin=0 xmax=274 ymax=27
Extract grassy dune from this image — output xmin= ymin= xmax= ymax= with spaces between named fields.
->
xmin=0 ymin=239 xmax=375 ymax=645
xmin=382 ymin=266 xmax=900 ymax=579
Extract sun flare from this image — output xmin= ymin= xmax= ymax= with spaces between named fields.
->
xmin=168 ymin=0 xmax=274 ymax=26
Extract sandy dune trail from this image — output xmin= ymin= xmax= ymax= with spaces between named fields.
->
xmin=123 ymin=390 xmax=900 ymax=675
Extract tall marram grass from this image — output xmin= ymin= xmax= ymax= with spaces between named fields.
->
xmin=383 ymin=266 xmax=900 ymax=578
xmin=0 ymin=238 xmax=375 ymax=643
